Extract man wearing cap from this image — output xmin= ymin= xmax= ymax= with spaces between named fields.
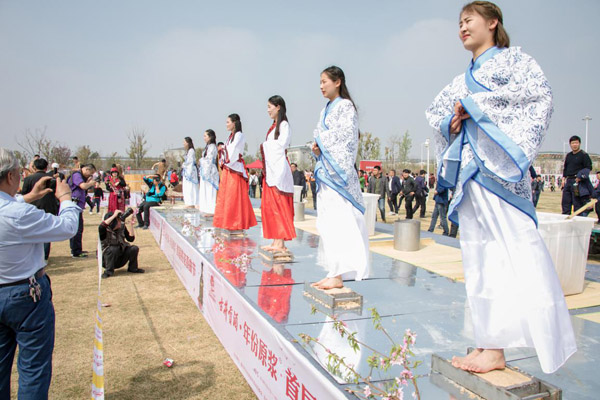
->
xmin=0 ymin=148 xmax=80 ymax=398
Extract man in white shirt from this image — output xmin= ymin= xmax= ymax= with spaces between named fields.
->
xmin=0 ymin=148 xmax=80 ymax=399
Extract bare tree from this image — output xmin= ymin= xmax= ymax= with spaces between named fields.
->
xmin=16 ymin=126 xmax=54 ymax=161
xmin=127 ymin=128 xmax=149 ymax=168
xmin=50 ymin=145 xmax=72 ymax=167
xmin=12 ymin=150 xmax=29 ymax=168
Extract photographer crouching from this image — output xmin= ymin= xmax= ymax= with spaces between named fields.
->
xmin=99 ymin=208 xmax=145 ymax=278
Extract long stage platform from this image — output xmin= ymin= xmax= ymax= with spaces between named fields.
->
xmin=148 ymin=206 xmax=600 ymax=399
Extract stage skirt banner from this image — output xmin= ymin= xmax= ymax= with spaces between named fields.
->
xmin=159 ymin=219 xmax=204 ymax=311
xmin=153 ymin=212 xmax=345 ymax=399
xmin=149 ymin=207 xmax=163 ymax=246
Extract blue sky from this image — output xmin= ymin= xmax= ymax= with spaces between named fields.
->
xmin=1 ymin=0 xmax=598 ymax=158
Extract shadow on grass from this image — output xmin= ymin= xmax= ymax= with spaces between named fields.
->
xmin=45 ymin=256 xmax=91 ymax=276
xmin=106 ymin=361 xmax=216 ymax=400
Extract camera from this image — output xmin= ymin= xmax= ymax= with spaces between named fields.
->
xmin=45 ymin=178 xmax=57 ymax=191
xmin=119 ymin=207 xmax=134 ymax=221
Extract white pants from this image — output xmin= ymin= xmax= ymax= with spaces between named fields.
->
xmin=458 ymin=181 xmax=576 ymax=373
xmin=198 ymin=180 xmax=217 ymax=214
xmin=316 ymin=184 xmax=369 ymax=280
xmin=182 ymin=179 xmax=199 ymax=206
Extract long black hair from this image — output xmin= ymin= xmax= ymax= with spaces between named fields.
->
xmin=228 ymin=114 xmax=242 ymax=133
xmin=203 ymin=129 xmax=216 ymax=157
xmin=268 ymin=95 xmax=288 ymax=140
xmin=322 ymin=65 xmax=357 ymax=111
xmin=184 ymin=136 xmax=195 ymax=150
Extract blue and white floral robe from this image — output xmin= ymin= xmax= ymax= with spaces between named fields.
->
xmin=426 ymin=47 xmax=576 ymax=374
xmin=198 ymin=143 xmax=219 ymax=213
xmin=182 ymin=148 xmax=199 ymax=206
xmin=313 ymin=98 xmax=369 ymax=281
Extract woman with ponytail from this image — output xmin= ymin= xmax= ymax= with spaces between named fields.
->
xmin=260 ymin=95 xmax=296 ymax=252
xmin=213 ymin=114 xmax=257 ymax=231
xmin=310 ymin=66 xmax=369 ymax=290
xmin=426 ymin=1 xmax=575 ymax=374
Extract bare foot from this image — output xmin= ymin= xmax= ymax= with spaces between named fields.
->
xmin=316 ymin=276 xmax=344 ymax=290
xmin=261 ymin=245 xmax=276 ymax=251
xmin=452 ymin=348 xmax=482 ymax=369
xmin=311 ymin=277 xmax=328 ymax=287
xmin=464 ymin=349 xmax=506 ymax=373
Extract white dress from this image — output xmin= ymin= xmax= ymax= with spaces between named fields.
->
xmin=182 ymin=148 xmax=199 ymax=206
xmin=198 ymin=143 xmax=219 ymax=214
xmin=313 ymin=98 xmax=369 ymax=281
xmin=262 ymin=121 xmax=294 ymax=193
xmin=426 ymin=46 xmax=576 ymax=373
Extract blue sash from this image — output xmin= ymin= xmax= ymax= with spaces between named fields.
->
xmin=439 ymin=47 xmax=537 ymax=225
xmin=314 ymin=97 xmax=365 ymax=213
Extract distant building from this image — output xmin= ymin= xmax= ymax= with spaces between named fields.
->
xmin=163 ymin=147 xmax=187 ymax=167
xmin=287 ymin=144 xmax=314 ymax=171
xmin=533 ymin=151 xmax=600 ymax=175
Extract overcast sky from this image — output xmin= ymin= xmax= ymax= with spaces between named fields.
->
xmin=1 ymin=0 xmax=598 ymax=159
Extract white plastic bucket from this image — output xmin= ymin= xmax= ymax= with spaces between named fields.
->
xmin=293 ymin=185 xmax=303 ymax=203
xmin=537 ymin=212 xmax=594 ymax=295
xmin=362 ymin=193 xmax=380 ymax=236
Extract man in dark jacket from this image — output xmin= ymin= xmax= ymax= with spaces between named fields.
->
xmin=531 ymin=176 xmax=544 ymax=208
xmin=386 ymin=169 xmax=402 ymax=215
xmin=368 ymin=165 xmax=386 ymax=222
xmin=291 ymin=163 xmax=306 ymax=200
xmin=400 ymin=169 xmax=417 ymax=219
xmin=428 ymin=182 xmax=449 ymax=235
xmin=412 ymin=170 xmax=429 ymax=218
xmin=100 ymin=210 xmax=144 ymax=278
xmin=21 ymin=158 xmax=60 ymax=259
xmin=562 ymin=135 xmax=593 ymax=214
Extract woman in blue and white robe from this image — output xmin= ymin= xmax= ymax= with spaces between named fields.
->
xmin=198 ymin=129 xmax=219 ymax=215
xmin=311 ymin=66 xmax=369 ymax=290
xmin=426 ymin=1 xmax=575 ymax=374
xmin=182 ymin=136 xmax=199 ymax=208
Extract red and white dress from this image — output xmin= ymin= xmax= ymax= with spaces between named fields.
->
xmin=260 ymin=121 xmax=296 ymax=241
xmin=213 ymin=131 xmax=258 ymax=230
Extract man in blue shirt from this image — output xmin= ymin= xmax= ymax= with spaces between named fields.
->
xmin=0 ymin=148 xmax=80 ymax=399
xmin=136 ymin=174 xmax=167 ymax=229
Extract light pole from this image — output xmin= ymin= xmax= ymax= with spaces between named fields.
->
xmin=583 ymin=115 xmax=592 ymax=153
xmin=563 ymin=142 xmax=568 ymax=158
xmin=425 ymin=138 xmax=430 ymax=179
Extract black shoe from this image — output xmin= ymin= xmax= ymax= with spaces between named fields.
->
xmin=142 ymin=226 xmax=149 ymax=230
xmin=137 ymin=224 xmax=144 ymax=228
xmin=427 ymin=229 xmax=433 ymax=232
xmin=72 ymin=253 xmax=88 ymax=258
xmin=128 ymin=268 xmax=145 ymax=273
xmin=101 ymin=271 xmax=113 ymax=279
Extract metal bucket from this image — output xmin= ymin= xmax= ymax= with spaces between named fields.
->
xmin=294 ymin=202 xmax=305 ymax=222
xmin=394 ymin=220 xmax=420 ymax=251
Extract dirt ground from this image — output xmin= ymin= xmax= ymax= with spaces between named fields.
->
xmin=8 ymin=188 xmax=574 ymax=398
xmin=10 ymin=210 xmax=255 ymax=399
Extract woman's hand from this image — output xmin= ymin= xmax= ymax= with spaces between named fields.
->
xmin=450 ymin=101 xmax=470 ymax=134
